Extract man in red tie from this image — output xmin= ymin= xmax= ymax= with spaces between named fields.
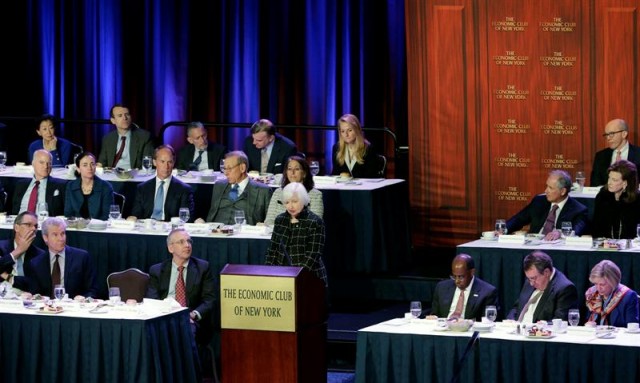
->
xmin=590 ymin=118 xmax=640 ymax=186
xmin=505 ymin=170 xmax=588 ymax=241
xmin=147 ymin=229 xmax=216 ymax=345
xmin=10 ymin=150 xmax=66 ymax=216
xmin=97 ymin=104 xmax=154 ymax=170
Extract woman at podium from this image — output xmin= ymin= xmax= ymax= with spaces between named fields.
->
xmin=265 ymin=182 xmax=327 ymax=286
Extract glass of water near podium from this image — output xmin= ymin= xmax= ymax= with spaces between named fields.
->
xmin=495 ymin=219 xmax=507 ymax=235
xmin=575 ymin=170 xmax=586 ymax=191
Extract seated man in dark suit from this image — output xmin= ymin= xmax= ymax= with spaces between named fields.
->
xmin=147 ymin=229 xmax=216 ymax=345
xmin=0 ymin=212 xmax=45 ymax=292
xmin=506 ymin=169 xmax=588 ymax=240
xmin=11 ymin=149 xmax=66 ymax=216
xmin=430 ymin=254 xmax=499 ymax=321
xmin=590 ymin=118 xmax=640 ymax=186
xmin=200 ymin=151 xmax=271 ymax=225
xmin=242 ymin=119 xmax=297 ymax=174
xmin=507 ymin=251 xmax=578 ymax=323
xmin=129 ymin=145 xmax=195 ymax=222
xmin=176 ymin=121 xmax=227 ymax=171
xmin=97 ymin=104 xmax=155 ymax=169
xmin=29 ymin=217 xmax=98 ymax=298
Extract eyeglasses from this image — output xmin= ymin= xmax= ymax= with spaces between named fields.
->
xmin=526 ymin=274 xmax=543 ymax=282
xmin=171 ymin=238 xmax=193 ymax=246
xmin=17 ymin=222 xmax=38 ymax=229
xmin=223 ymin=163 xmax=241 ymax=172
xmin=450 ymin=275 xmax=467 ymax=281
xmin=603 ymin=130 xmax=625 ymax=138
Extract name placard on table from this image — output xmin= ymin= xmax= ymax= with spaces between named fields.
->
xmin=497 ymin=234 xmax=526 ymax=244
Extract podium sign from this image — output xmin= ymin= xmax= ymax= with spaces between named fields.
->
xmin=221 ymin=274 xmax=296 ymax=331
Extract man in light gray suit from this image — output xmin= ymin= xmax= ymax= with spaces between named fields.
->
xmin=97 ymin=104 xmax=154 ymax=169
xmin=201 ymin=151 xmax=271 ymax=225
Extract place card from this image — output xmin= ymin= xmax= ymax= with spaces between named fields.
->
xmin=0 ymin=299 xmax=24 ymax=308
xmin=13 ymin=165 xmax=33 ymax=174
xmin=184 ymin=223 xmax=211 ymax=232
xmin=565 ymin=236 xmax=593 ymax=248
xmin=581 ymin=186 xmax=602 ymax=195
xmin=239 ymin=225 xmax=271 ymax=235
xmin=313 ymin=176 xmax=337 ymax=184
xmin=111 ymin=220 xmax=136 ymax=230
xmin=497 ymin=234 xmax=526 ymax=244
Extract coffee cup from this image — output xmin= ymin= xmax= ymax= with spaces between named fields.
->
xmin=552 ymin=318 xmax=562 ymax=330
xmin=482 ymin=231 xmax=495 ymax=240
xmin=628 ymin=322 xmax=639 ymax=331
xmin=144 ymin=219 xmax=155 ymax=230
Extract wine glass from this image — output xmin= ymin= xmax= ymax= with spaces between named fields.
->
xmin=485 ymin=305 xmax=497 ymax=322
xmin=495 ymin=219 xmax=507 ymax=235
xmin=0 ymin=151 xmax=6 ymax=169
xmin=561 ymin=221 xmax=572 ymax=238
xmin=234 ymin=210 xmax=246 ymax=226
xmin=575 ymin=171 xmax=586 ymax=192
xmin=109 ymin=287 xmax=121 ymax=305
xmin=142 ymin=156 xmax=153 ymax=175
xmin=568 ymin=309 xmax=580 ymax=326
xmin=636 ymin=224 xmax=640 ymax=240
xmin=109 ymin=204 xmax=121 ymax=221
xmin=309 ymin=161 xmax=320 ymax=177
xmin=179 ymin=207 xmax=190 ymax=224
xmin=54 ymin=284 xmax=65 ymax=304
xmin=37 ymin=202 xmax=49 ymax=222
xmin=409 ymin=301 xmax=422 ymax=319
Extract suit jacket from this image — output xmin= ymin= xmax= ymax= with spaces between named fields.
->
xmin=430 ymin=277 xmax=500 ymax=321
xmin=206 ymin=179 xmax=271 ymax=224
xmin=147 ymin=256 xmax=216 ymax=344
xmin=590 ymin=144 xmax=640 ymax=186
xmin=331 ymin=142 xmax=381 ymax=178
xmin=11 ymin=176 xmax=67 ymax=216
xmin=97 ymin=127 xmax=155 ymax=169
xmin=506 ymin=195 xmax=588 ymax=236
xmin=131 ymin=177 xmax=194 ymax=221
xmin=508 ymin=269 xmax=578 ymax=322
xmin=176 ymin=143 xmax=227 ymax=171
xmin=243 ymin=133 xmax=297 ymax=174
xmin=64 ymin=176 xmax=114 ymax=220
xmin=29 ymin=245 xmax=98 ymax=298
xmin=592 ymin=189 xmax=640 ymax=239
xmin=0 ymin=240 xmax=45 ymax=291
xmin=587 ymin=286 xmax=639 ymax=327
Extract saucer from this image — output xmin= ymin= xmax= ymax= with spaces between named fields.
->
xmin=624 ymin=328 xmax=640 ymax=334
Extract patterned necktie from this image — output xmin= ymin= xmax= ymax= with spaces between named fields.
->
xmin=51 ymin=254 xmax=61 ymax=296
xmin=27 ymin=180 xmax=40 ymax=213
xmin=175 ymin=266 xmax=187 ymax=307
xmin=229 ymin=184 xmax=239 ymax=201
xmin=260 ymin=148 xmax=269 ymax=173
xmin=151 ymin=180 xmax=165 ymax=220
xmin=112 ymin=136 xmax=126 ymax=168
xmin=190 ymin=150 xmax=204 ymax=170
xmin=541 ymin=204 xmax=559 ymax=234
xmin=518 ymin=290 xmax=543 ymax=322
xmin=450 ymin=289 xmax=465 ymax=319
xmin=616 ymin=150 xmax=622 ymax=162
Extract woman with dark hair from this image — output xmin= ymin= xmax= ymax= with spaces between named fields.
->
xmin=331 ymin=113 xmax=380 ymax=178
xmin=592 ymin=160 xmax=640 ymax=239
xmin=64 ymin=152 xmax=114 ymax=220
xmin=264 ymin=156 xmax=323 ymax=225
xmin=27 ymin=114 xmax=74 ymax=166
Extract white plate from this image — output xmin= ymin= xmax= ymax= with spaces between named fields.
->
xmin=525 ymin=334 xmax=555 ymax=339
xmin=433 ymin=326 xmax=449 ymax=332
xmin=624 ymin=328 xmax=640 ymax=334
xmin=478 ymin=237 xmax=497 ymax=241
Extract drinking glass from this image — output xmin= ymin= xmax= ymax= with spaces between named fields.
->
xmin=179 ymin=207 xmax=190 ymax=223
xmin=495 ymin=219 xmax=507 ymax=235
xmin=410 ymin=301 xmax=422 ymax=319
xmin=109 ymin=204 xmax=121 ymax=221
xmin=309 ymin=161 xmax=320 ymax=176
xmin=568 ymin=309 xmax=580 ymax=326
xmin=219 ymin=159 xmax=225 ymax=172
xmin=142 ymin=156 xmax=153 ymax=175
xmin=0 ymin=282 xmax=8 ymax=298
xmin=54 ymin=284 xmax=65 ymax=303
xmin=37 ymin=202 xmax=49 ymax=222
xmin=0 ymin=151 xmax=6 ymax=169
xmin=485 ymin=305 xmax=497 ymax=322
xmin=561 ymin=221 xmax=572 ymax=238
xmin=636 ymin=224 xmax=640 ymax=239
xmin=109 ymin=287 xmax=121 ymax=305
xmin=234 ymin=210 xmax=246 ymax=226
xmin=575 ymin=171 xmax=586 ymax=191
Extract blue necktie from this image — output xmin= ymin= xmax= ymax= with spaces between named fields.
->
xmin=229 ymin=184 xmax=239 ymax=201
xmin=151 ymin=180 xmax=165 ymax=220
xmin=190 ymin=150 xmax=204 ymax=170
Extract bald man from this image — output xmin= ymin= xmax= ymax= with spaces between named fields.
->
xmin=591 ymin=118 xmax=640 ymax=186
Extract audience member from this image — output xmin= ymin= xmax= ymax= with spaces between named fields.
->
xmin=265 ymin=156 xmax=324 ymax=226
xmin=242 ymin=119 xmax=297 ymax=174
xmin=97 ymin=104 xmax=154 ymax=169
xmin=176 ymin=121 xmax=227 ymax=171
xmin=129 ymin=145 xmax=194 ymax=222
xmin=265 ymin=182 xmax=327 ymax=286
xmin=585 ymin=260 xmax=639 ymax=327
xmin=202 ymin=151 xmax=271 ymax=225
xmin=0 ymin=212 xmax=44 ymax=292
xmin=430 ymin=254 xmax=499 ymax=321
xmin=506 ymin=170 xmax=588 ymax=240
xmin=507 ymin=251 xmax=578 ymax=323
xmin=29 ymin=217 xmax=98 ymax=298
xmin=64 ymin=152 xmax=114 ymax=220
xmin=27 ymin=114 xmax=77 ymax=167
xmin=147 ymin=229 xmax=216 ymax=344
xmin=331 ymin=113 xmax=380 ymax=178
xmin=592 ymin=160 xmax=640 ymax=239
xmin=591 ymin=118 xmax=640 ymax=186
xmin=11 ymin=149 xmax=66 ymax=216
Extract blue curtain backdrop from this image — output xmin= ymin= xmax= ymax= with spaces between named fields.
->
xmin=0 ymin=0 xmax=406 ymax=176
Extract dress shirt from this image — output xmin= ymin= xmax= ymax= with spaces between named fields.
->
xmin=167 ymin=259 xmax=201 ymax=320
xmin=115 ymin=130 xmax=132 ymax=170
xmin=193 ymin=148 xmax=209 ymax=171
xmin=522 ymin=268 xmax=556 ymax=323
xmin=447 ymin=277 xmax=475 ymax=318
xmin=538 ymin=197 xmax=568 ymax=234
xmin=234 ymin=177 xmax=250 ymax=197
xmin=19 ymin=177 xmax=49 ymax=213
xmin=610 ymin=142 xmax=629 ymax=164
xmin=49 ymin=251 xmax=65 ymax=285
xmin=154 ymin=176 xmax=172 ymax=220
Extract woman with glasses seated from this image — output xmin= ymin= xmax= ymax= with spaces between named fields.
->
xmin=584 ymin=260 xmax=639 ymax=327
xmin=64 ymin=152 xmax=114 ymax=220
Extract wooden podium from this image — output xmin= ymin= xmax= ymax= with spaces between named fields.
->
xmin=219 ymin=264 xmax=327 ymax=383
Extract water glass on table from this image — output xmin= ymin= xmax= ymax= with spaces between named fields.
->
xmin=485 ymin=305 xmax=497 ymax=322
xmin=54 ymin=284 xmax=65 ymax=303
xmin=575 ymin=171 xmax=585 ymax=192
xmin=409 ymin=301 xmax=422 ymax=319
xmin=234 ymin=210 xmax=245 ymax=227
xmin=37 ymin=202 xmax=49 ymax=222
xmin=142 ymin=156 xmax=153 ymax=175
xmin=109 ymin=204 xmax=121 ymax=221
xmin=309 ymin=161 xmax=320 ymax=176
xmin=179 ymin=207 xmax=190 ymax=224
xmin=0 ymin=151 xmax=6 ymax=169
xmin=495 ymin=219 xmax=507 ymax=236
xmin=109 ymin=287 xmax=121 ymax=305
xmin=568 ymin=309 xmax=580 ymax=326
xmin=561 ymin=221 xmax=572 ymax=238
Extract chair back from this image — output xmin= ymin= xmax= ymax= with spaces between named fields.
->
xmin=377 ymin=154 xmax=387 ymax=177
xmin=113 ymin=192 xmax=126 ymax=213
xmin=106 ymin=268 xmax=150 ymax=302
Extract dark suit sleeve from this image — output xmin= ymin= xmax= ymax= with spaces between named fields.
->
xmin=176 ymin=146 xmax=192 ymax=170
xmin=98 ymin=132 xmax=114 ymax=167
xmin=130 ymin=182 xmax=148 ymax=219
xmin=430 ymin=282 xmax=445 ymax=317
xmin=146 ymin=264 xmax=162 ymax=299
xmin=175 ymin=182 xmax=195 ymax=222
xmin=193 ymin=260 xmax=216 ymax=319
xmin=81 ymin=250 xmax=99 ymax=298
xmin=564 ymin=199 xmax=588 ymax=236
xmin=97 ymin=179 xmax=115 ymax=220
xmin=552 ymin=279 xmax=578 ymax=321
xmin=506 ymin=202 xmax=534 ymax=234
xmin=253 ymin=186 xmax=272 ymax=224
xmin=590 ymin=149 xmax=610 ymax=186
xmin=0 ymin=181 xmax=5 ymax=212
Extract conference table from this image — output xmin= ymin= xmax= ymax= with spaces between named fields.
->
xmin=356 ymin=319 xmax=640 ymax=383
xmin=456 ymin=239 xmax=640 ymax=318
xmin=0 ymin=302 xmax=198 ymax=383
xmin=0 ymin=166 xmax=410 ymax=275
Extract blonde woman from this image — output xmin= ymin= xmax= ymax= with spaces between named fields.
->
xmin=331 ymin=114 xmax=380 ymax=178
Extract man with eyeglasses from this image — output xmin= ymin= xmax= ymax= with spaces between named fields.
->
xmin=200 ymin=150 xmax=271 ymax=225
xmin=176 ymin=121 xmax=227 ymax=171
xmin=429 ymin=254 xmax=499 ymax=321
xmin=591 ymin=118 xmax=640 ymax=186
xmin=507 ymin=251 xmax=578 ymax=323
xmin=0 ymin=211 xmax=44 ymax=292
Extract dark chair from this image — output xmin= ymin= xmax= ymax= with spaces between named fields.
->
xmin=69 ymin=142 xmax=84 ymax=163
xmin=113 ymin=192 xmax=126 ymax=213
xmin=377 ymin=154 xmax=387 ymax=177
xmin=0 ymin=190 xmax=6 ymax=212
xmin=106 ymin=268 xmax=150 ymax=302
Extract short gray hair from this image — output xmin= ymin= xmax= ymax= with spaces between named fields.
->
xmin=282 ymin=182 xmax=310 ymax=206
xmin=41 ymin=217 xmax=67 ymax=235
xmin=549 ymin=170 xmax=572 ymax=192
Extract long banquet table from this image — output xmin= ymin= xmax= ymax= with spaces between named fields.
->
xmin=0 ymin=166 xmax=410 ymax=274
xmin=457 ymin=239 xmax=640 ymax=318
xmin=0 ymin=304 xmax=198 ymax=383
xmin=356 ymin=319 xmax=640 ymax=383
